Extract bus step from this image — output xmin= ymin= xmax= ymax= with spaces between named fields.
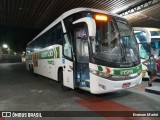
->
xmin=81 ymin=79 xmax=90 ymax=82
xmin=79 ymin=87 xmax=90 ymax=92
xmin=79 ymin=81 xmax=90 ymax=87
xmin=77 ymin=79 xmax=90 ymax=83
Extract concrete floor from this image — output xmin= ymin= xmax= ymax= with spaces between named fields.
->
xmin=0 ymin=63 xmax=160 ymax=120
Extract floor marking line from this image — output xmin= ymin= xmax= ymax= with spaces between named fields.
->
xmin=77 ymin=97 xmax=136 ymax=120
xmin=77 ymin=97 xmax=157 ymax=120
xmin=0 ymin=117 xmax=5 ymax=120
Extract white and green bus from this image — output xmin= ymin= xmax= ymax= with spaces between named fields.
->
xmin=26 ymin=8 xmax=142 ymax=94
xmin=134 ymin=27 xmax=160 ymax=78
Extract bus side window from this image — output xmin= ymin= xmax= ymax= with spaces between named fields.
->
xmin=56 ymin=23 xmax=63 ymax=45
xmin=63 ymin=34 xmax=72 ymax=60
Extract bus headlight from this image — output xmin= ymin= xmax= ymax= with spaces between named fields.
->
xmin=129 ymin=73 xmax=138 ymax=77
xmin=90 ymin=69 xmax=98 ymax=75
xmin=90 ymin=68 xmax=112 ymax=79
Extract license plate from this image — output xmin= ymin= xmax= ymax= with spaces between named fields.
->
xmin=122 ymin=82 xmax=131 ymax=88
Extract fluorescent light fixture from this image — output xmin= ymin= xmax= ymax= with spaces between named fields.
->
xmin=2 ymin=44 xmax=8 ymax=49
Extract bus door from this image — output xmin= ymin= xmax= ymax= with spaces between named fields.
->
xmin=62 ymin=34 xmax=74 ymax=89
xmin=73 ymin=23 xmax=90 ymax=87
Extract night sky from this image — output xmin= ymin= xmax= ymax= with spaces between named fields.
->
xmin=0 ymin=26 xmax=41 ymax=53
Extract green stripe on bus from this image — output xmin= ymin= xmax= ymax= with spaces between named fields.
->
xmin=113 ymin=64 xmax=142 ymax=75
xmin=39 ymin=47 xmax=60 ymax=59
xmin=56 ymin=47 xmax=60 ymax=58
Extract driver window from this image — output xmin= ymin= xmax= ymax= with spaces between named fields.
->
xmin=75 ymin=27 xmax=89 ymax=63
xmin=63 ymin=34 xmax=72 ymax=59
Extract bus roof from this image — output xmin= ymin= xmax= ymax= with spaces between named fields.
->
xmin=27 ymin=7 xmax=122 ymax=45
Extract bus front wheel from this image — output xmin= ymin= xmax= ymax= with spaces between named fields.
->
xmin=58 ymin=69 xmax=70 ymax=91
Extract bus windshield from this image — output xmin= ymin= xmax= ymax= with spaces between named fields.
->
xmin=151 ymin=39 xmax=160 ymax=57
xmin=91 ymin=16 xmax=139 ymax=66
xmin=150 ymin=31 xmax=160 ymax=36
xmin=139 ymin=43 xmax=150 ymax=59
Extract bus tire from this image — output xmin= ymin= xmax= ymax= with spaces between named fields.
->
xmin=58 ymin=69 xmax=70 ymax=91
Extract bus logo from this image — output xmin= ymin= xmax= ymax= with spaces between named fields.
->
xmin=32 ymin=53 xmax=38 ymax=67
xmin=39 ymin=47 xmax=60 ymax=59
xmin=120 ymin=70 xmax=133 ymax=75
xmin=2 ymin=112 xmax=11 ymax=117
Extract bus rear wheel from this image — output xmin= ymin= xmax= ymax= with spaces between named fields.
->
xmin=58 ymin=69 xmax=70 ymax=91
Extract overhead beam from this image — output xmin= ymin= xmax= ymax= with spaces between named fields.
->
xmin=117 ymin=0 xmax=160 ymax=16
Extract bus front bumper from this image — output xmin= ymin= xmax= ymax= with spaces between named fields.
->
xmin=89 ymin=73 xmax=142 ymax=94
